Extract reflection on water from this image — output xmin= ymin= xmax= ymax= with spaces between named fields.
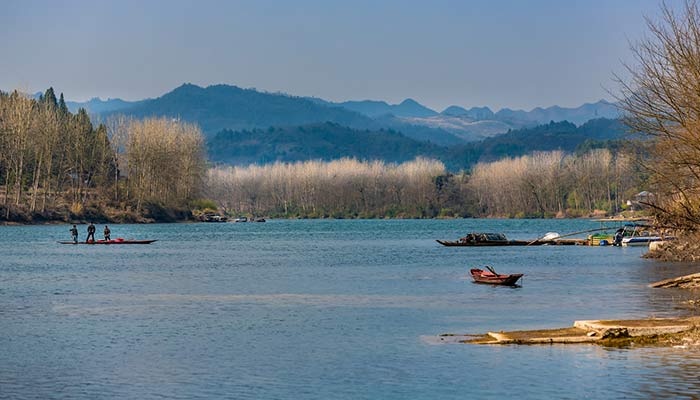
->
xmin=1 ymin=219 xmax=700 ymax=399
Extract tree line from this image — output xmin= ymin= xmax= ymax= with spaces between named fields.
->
xmin=0 ymin=89 xmax=205 ymax=222
xmin=204 ymin=149 xmax=640 ymax=219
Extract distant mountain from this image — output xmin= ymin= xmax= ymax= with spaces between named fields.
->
xmin=494 ymin=100 xmax=619 ymax=126
xmin=380 ymin=100 xmax=620 ymax=142
xmin=448 ymin=118 xmax=627 ymax=165
xmin=208 ymin=118 xmax=628 ymax=170
xmin=441 ymin=106 xmax=495 ymax=120
xmin=66 ymin=97 xmax=143 ymax=114
xmin=57 ymin=83 xmax=620 ymax=147
xmin=99 ymin=84 xmax=463 ymax=145
xmin=208 ymin=122 xmax=441 ymax=165
xmin=335 ymin=98 xmax=438 ymax=118
xmin=107 ymin=83 xmax=377 ymax=135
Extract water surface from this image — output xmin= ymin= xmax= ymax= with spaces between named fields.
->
xmin=1 ymin=219 xmax=699 ymax=399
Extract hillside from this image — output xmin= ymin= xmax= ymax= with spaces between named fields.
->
xmin=101 ymin=84 xmax=462 ymax=145
xmin=337 ymin=98 xmax=438 ymax=118
xmin=66 ymin=97 xmax=143 ymax=114
xmin=207 ymin=122 xmax=441 ymax=165
xmin=207 ymin=118 xmax=628 ymax=170
xmin=108 ymin=83 xmax=377 ymax=135
xmin=445 ymin=118 xmax=627 ymax=166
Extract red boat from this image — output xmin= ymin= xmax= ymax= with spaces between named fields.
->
xmin=58 ymin=238 xmax=157 ymax=245
xmin=470 ymin=267 xmax=523 ymax=286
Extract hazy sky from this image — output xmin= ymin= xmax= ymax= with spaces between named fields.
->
xmin=1 ymin=0 xmax=667 ymax=111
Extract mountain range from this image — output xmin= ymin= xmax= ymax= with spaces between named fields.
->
xmin=8 ymin=83 xmax=631 ymax=170
xmin=208 ymin=118 xmax=627 ymax=170
xmin=58 ymin=83 xmax=620 ymax=144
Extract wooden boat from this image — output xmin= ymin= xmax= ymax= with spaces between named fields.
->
xmin=438 ymin=239 xmax=528 ymax=246
xmin=437 ymin=232 xmax=514 ymax=246
xmin=58 ymin=238 xmax=157 ymax=245
xmin=437 ymin=237 xmax=586 ymax=247
xmin=470 ymin=268 xmax=523 ymax=286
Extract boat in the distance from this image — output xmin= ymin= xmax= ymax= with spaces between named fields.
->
xmin=470 ymin=266 xmax=523 ymax=286
xmin=437 ymin=232 xmax=585 ymax=246
xmin=58 ymin=238 xmax=157 ymax=245
xmin=621 ymin=236 xmax=673 ymax=247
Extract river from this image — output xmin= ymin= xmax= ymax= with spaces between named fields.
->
xmin=1 ymin=219 xmax=700 ymax=399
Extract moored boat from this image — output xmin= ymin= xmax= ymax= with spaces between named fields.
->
xmin=621 ymin=236 xmax=670 ymax=247
xmin=437 ymin=232 xmax=586 ymax=246
xmin=470 ymin=267 xmax=523 ymax=286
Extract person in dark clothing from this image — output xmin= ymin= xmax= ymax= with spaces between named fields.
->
xmin=86 ymin=223 xmax=96 ymax=243
xmin=613 ymin=228 xmax=624 ymax=247
xmin=104 ymin=226 xmax=111 ymax=241
xmin=70 ymin=224 xmax=79 ymax=243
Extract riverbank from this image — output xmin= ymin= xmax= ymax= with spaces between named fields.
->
xmin=644 ymin=233 xmax=700 ymax=262
xmin=0 ymin=202 xmax=194 ymax=225
xmin=438 ymin=317 xmax=700 ymax=347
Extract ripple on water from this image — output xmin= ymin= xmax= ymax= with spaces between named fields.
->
xmin=1 ymin=219 xmax=700 ymax=399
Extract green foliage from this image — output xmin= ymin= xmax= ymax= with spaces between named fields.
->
xmin=190 ymin=198 xmax=218 ymax=211
xmin=445 ymin=118 xmax=627 ymax=167
xmin=208 ymin=118 xmax=628 ymax=172
xmin=208 ymin=122 xmax=442 ymax=165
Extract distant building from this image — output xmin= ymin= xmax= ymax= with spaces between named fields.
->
xmin=628 ymin=191 xmax=655 ymax=210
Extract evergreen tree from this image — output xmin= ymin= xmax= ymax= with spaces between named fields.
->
xmin=43 ymin=87 xmax=58 ymax=108
xmin=58 ymin=93 xmax=68 ymax=115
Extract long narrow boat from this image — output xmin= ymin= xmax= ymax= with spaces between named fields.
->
xmin=437 ymin=239 xmax=529 ymax=246
xmin=470 ymin=268 xmax=523 ymax=286
xmin=58 ymin=239 xmax=157 ymax=245
xmin=437 ymin=239 xmax=585 ymax=246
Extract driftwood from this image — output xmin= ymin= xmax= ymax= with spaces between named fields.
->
xmin=650 ymin=272 xmax=700 ymax=288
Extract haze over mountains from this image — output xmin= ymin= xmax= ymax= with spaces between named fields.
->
xmin=20 ymin=83 xmax=627 ymax=170
xmin=60 ymin=83 xmax=620 ymax=143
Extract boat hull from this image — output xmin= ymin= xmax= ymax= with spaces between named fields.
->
xmin=437 ymin=239 xmax=585 ymax=247
xmin=58 ymin=240 xmax=157 ymax=245
xmin=621 ymin=237 xmax=664 ymax=247
xmin=470 ymin=268 xmax=523 ymax=286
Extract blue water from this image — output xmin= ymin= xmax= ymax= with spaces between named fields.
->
xmin=2 ymin=219 xmax=700 ymax=399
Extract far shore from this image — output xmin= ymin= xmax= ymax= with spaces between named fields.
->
xmin=1 ymin=213 xmax=621 ymax=226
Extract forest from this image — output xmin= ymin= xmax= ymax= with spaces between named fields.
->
xmin=205 ymin=149 xmax=641 ymax=219
xmin=0 ymin=89 xmax=643 ymax=223
xmin=207 ymin=118 xmax=627 ymax=170
xmin=0 ymin=89 xmax=206 ymax=222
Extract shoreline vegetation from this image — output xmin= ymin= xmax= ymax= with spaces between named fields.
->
xmin=0 ymin=89 xmax=205 ymax=225
xmin=205 ymin=151 xmax=639 ymax=220
xmin=1 ymin=88 xmax=643 ymax=225
xmin=614 ymin=2 xmax=700 ymax=261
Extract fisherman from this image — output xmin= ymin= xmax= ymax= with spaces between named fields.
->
xmin=613 ymin=228 xmax=624 ymax=247
xmin=70 ymin=224 xmax=79 ymax=243
xmin=86 ymin=222 xmax=96 ymax=243
xmin=103 ymin=225 xmax=111 ymax=241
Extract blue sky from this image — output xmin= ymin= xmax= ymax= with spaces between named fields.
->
xmin=1 ymin=0 xmax=666 ymax=110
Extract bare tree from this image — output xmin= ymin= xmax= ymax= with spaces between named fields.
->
xmin=617 ymin=0 xmax=700 ymax=229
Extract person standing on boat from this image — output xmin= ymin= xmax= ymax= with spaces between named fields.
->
xmin=103 ymin=225 xmax=111 ymax=241
xmin=70 ymin=224 xmax=79 ymax=243
xmin=613 ymin=228 xmax=624 ymax=247
xmin=86 ymin=222 xmax=96 ymax=243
